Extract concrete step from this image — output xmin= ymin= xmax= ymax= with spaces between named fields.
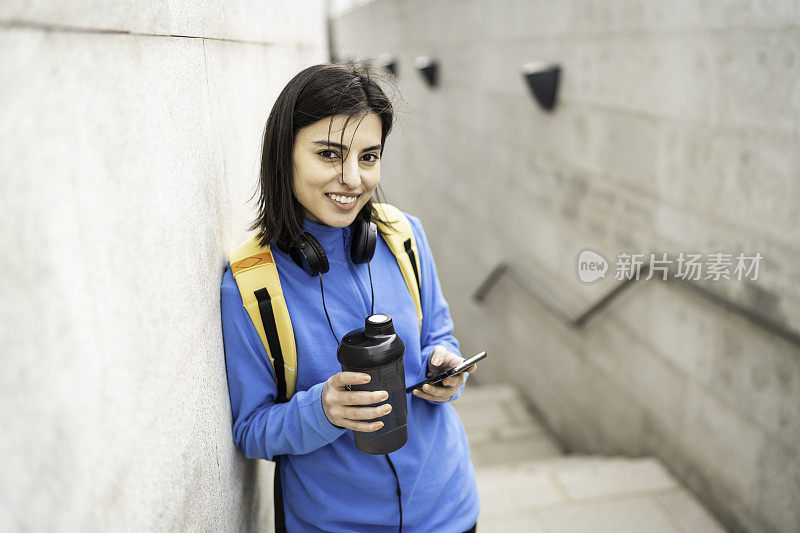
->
xmin=475 ymin=457 xmax=725 ymax=533
xmin=454 ymin=381 xmax=563 ymax=466
xmin=469 ymin=433 xmax=562 ymax=467
xmin=456 ymin=384 xmax=725 ymax=532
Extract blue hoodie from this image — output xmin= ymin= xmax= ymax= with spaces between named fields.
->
xmin=220 ymin=211 xmax=480 ymax=532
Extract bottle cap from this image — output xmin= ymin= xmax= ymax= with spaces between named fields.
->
xmin=337 ymin=314 xmax=405 ymax=369
xmin=365 ymin=314 xmax=394 ymax=336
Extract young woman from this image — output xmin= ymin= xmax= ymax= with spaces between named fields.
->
xmin=220 ymin=62 xmax=480 ymax=532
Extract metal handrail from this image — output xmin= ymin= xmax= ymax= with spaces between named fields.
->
xmin=473 ymin=262 xmax=800 ymax=347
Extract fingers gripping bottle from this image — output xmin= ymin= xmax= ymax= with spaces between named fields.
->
xmin=337 ymin=314 xmax=408 ymax=454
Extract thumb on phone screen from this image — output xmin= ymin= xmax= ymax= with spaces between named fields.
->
xmin=427 ymin=346 xmax=460 ymax=376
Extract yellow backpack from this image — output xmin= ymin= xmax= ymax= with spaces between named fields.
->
xmin=229 ymin=203 xmax=422 ymax=401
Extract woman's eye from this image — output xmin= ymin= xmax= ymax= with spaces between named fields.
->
xmin=319 ymin=150 xmax=378 ymax=162
xmin=318 ymin=150 xmax=339 ymax=159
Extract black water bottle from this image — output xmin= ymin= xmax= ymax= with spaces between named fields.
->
xmin=337 ymin=314 xmax=408 ymax=454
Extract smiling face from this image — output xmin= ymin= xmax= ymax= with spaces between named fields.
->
xmin=291 ymin=112 xmax=383 ymax=227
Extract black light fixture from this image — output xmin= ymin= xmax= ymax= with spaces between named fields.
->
xmin=522 ymin=62 xmax=561 ymax=111
xmin=414 ymin=56 xmax=439 ymax=88
xmin=373 ymin=53 xmax=397 ymax=77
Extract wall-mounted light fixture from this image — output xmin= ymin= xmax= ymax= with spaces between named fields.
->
xmin=373 ymin=53 xmax=397 ymax=77
xmin=521 ymin=62 xmax=561 ymax=111
xmin=414 ymin=56 xmax=439 ymax=88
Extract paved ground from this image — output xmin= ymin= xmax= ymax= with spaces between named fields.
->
xmin=453 ymin=383 xmax=726 ymax=533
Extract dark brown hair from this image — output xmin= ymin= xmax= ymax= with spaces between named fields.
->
xmin=250 ymin=61 xmax=397 ymax=248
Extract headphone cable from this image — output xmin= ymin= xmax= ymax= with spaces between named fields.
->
xmin=318 ymin=256 xmax=376 ymax=345
xmin=384 ymin=454 xmax=402 ymax=533
xmin=367 ymin=261 xmax=375 ymax=316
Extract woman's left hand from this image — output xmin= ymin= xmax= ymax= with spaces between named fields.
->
xmin=412 ymin=346 xmax=477 ymax=403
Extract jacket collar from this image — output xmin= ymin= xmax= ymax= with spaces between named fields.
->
xmin=299 ymin=217 xmax=350 ymax=260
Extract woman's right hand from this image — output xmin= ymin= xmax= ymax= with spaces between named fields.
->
xmin=321 ymin=372 xmax=391 ymax=432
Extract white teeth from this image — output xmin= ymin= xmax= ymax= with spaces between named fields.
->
xmin=327 ymin=193 xmax=357 ymax=204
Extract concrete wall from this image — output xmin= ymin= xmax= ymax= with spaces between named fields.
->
xmin=332 ymin=1 xmax=800 ymax=531
xmin=0 ymin=3 xmax=325 ymax=531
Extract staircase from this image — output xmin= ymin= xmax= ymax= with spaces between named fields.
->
xmin=453 ymin=384 xmax=725 ymax=532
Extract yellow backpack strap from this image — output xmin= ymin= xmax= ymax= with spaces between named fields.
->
xmin=373 ymin=203 xmax=423 ymax=329
xmin=229 ymin=235 xmax=297 ymax=400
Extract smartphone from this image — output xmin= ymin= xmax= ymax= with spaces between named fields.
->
xmin=406 ymin=351 xmax=487 ymax=393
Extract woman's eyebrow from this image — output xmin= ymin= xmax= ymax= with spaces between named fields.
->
xmin=311 ymin=140 xmax=382 ymax=153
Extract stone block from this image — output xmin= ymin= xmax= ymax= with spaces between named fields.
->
xmin=642 ymin=0 xmax=800 ymax=31
xmin=553 ymin=457 xmax=678 ymax=500
xmin=471 ymin=435 xmax=562 ymax=467
xmin=707 ymin=315 xmax=800 ymax=453
xmin=453 ymin=396 xmax=516 ymax=430
xmin=536 ymin=495 xmax=680 ymax=533
xmin=655 ymin=490 xmax=726 ymax=533
xmin=0 ymin=26 xmax=282 ymax=531
xmin=611 ymin=276 xmax=800 ymax=456
xmin=0 ymin=0 xmax=172 ymax=35
xmin=713 ymin=31 xmax=800 ymax=134
xmin=476 ymin=510 xmax=549 ymax=533
xmin=475 ymin=461 xmax=567 ymax=513
xmin=756 ymin=439 xmax=800 ymax=533
xmin=624 ymin=342 xmax=688 ymax=432
xmin=1 ymin=0 xmax=327 ymax=45
xmin=457 ymin=383 xmax=518 ymax=405
xmin=609 ymin=281 xmax=717 ymax=382
xmin=461 ymin=420 xmax=544 ymax=446
xmin=656 ymin=122 xmax=800 ymax=241
xmin=680 ymin=382 xmax=766 ymax=508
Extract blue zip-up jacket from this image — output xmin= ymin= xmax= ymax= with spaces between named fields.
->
xmin=220 ymin=211 xmax=480 ymax=532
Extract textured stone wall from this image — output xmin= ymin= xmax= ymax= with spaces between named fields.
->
xmin=332 ymin=1 xmax=800 ymax=531
xmin=0 ymin=3 xmax=325 ymax=531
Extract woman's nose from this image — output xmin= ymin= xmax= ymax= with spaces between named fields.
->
xmin=340 ymin=157 xmax=361 ymax=188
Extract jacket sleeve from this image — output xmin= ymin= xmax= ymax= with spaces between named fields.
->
xmin=220 ymin=265 xmax=347 ymax=461
xmin=405 ymin=214 xmax=469 ymax=403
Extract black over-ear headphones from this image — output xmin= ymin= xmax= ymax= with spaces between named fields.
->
xmin=284 ymin=219 xmax=377 ymax=277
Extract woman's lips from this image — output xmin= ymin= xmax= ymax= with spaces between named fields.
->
xmin=326 ymin=193 xmax=360 ymax=211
